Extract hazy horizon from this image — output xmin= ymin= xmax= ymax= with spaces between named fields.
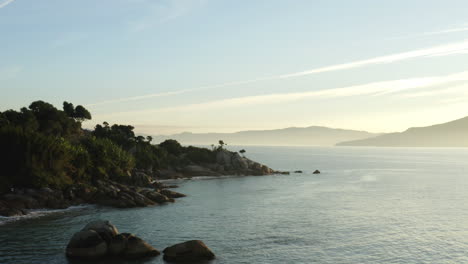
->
xmin=2 ymin=0 xmax=468 ymax=135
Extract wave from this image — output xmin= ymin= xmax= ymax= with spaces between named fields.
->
xmin=0 ymin=204 xmax=93 ymax=225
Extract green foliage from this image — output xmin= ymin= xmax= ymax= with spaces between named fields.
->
xmin=74 ymin=105 xmax=92 ymax=122
xmin=185 ymin=146 xmax=216 ymax=164
xmin=159 ymin=139 xmax=183 ymax=156
xmin=0 ymin=100 xmax=230 ymax=193
xmin=80 ymin=136 xmax=135 ymax=182
xmin=93 ymin=123 xmax=137 ymax=150
xmin=0 ymin=126 xmax=73 ymax=192
xmin=63 ymin=101 xmax=92 ymax=122
xmin=63 ymin=101 xmax=75 ymax=117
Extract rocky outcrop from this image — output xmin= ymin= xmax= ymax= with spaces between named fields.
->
xmin=0 ymin=179 xmax=185 ymax=217
xmin=160 ymin=189 xmax=186 ymax=199
xmin=66 ymin=220 xmax=159 ymax=260
xmin=156 ymin=149 xmax=283 ymax=180
xmin=163 ymin=240 xmax=215 ymax=262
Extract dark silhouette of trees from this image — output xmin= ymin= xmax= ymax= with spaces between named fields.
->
xmin=63 ymin=101 xmax=92 ymax=122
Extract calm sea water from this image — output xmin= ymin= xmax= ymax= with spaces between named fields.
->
xmin=2 ymin=146 xmax=468 ymax=264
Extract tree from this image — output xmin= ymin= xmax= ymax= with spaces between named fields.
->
xmin=239 ymin=149 xmax=246 ymax=157
xmin=63 ymin=101 xmax=75 ymax=117
xmin=146 ymin=136 xmax=153 ymax=143
xmin=216 ymin=140 xmax=227 ymax=150
xmin=159 ymin=139 xmax=183 ymax=156
xmin=73 ymin=105 xmax=92 ymax=122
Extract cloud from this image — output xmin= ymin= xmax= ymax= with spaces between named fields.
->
xmin=0 ymin=0 xmax=15 ymax=9
xmin=87 ymin=76 xmax=273 ymax=106
xmin=278 ymin=39 xmax=468 ymax=78
xmin=422 ymin=26 xmax=468 ymax=36
xmin=402 ymin=83 xmax=468 ymax=98
xmin=88 ymin=39 xmax=468 ymax=106
xmin=98 ymin=70 xmax=468 ymax=117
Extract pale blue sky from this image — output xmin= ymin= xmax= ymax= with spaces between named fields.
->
xmin=1 ymin=0 xmax=468 ymax=134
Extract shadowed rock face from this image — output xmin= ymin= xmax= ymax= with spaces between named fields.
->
xmin=66 ymin=230 xmax=108 ymax=259
xmin=66 ymin=220 xmax=160 ymax=260
xmin=163 ymin=240 xmax=215 ymax=262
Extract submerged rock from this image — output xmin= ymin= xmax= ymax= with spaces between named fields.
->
xmin=163 ymin=240 xmax=215 ymax=262
xmin=294 ymin=170 xmax=303 ymax=173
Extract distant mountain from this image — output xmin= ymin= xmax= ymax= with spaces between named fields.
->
xmin=337 ymin=116 xmax=468 ymax=147
xmin=152 ymin=126 xmax=379 ymax=146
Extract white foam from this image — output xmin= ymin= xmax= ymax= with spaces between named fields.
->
xmin=0 ymin=204 xmax=92 ymax=225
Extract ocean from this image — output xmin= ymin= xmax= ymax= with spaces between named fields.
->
xmin=2 ymin=146 xmax=468 ymax=264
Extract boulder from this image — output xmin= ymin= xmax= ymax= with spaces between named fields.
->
xmin=0 ymin=201 xmax=25 ymax=217
xmin=123 ymin=234 xmax=160 ymax=259
xmin=182 ymin=165 xmax=220 ymax=177
xmin=2 ymin=194 xmax=37 ymax=209
xmin=128 ymin=191 xmax=156 ymax=207
xmin=216 ymin=150 xmax=232 ymax=167
xmin=231 ymin=153 xmax=249 ymax=170
xmin=108 ymin=233 xmax=128 ymax=255
xmin=66 ymin=230 xmax=108 ymax=259
xmin=294 ymin=170 xmax=303 ymax=173
xmin=66 ymin=221 xmax=160 ymax=260
xmin=157 ymin=169 xmax=184 ymax=179
xmin=163 ymin=240 xmax=215 ymax=262
xmin=140 ymin=190 xmax=173 ymax=203
xmin=160 ymin=189 xmax=186 ymax=199
xmin=132 ymin=171 xmax=153 ymax=187
xmin=313 ymin=170 xmax=321 ymax=174
xmin=82 ymin=220 xmax=119 ymax=243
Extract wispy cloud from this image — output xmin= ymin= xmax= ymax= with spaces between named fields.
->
xmin=88 ymin=39 xmax=468 ymax=106
xmin=278 ymin=39 xmax=468 ymax=78
xmin=422 ymin=26 xmax=468 ymax=36
xmin=98 ymin=70 xmax=468 ymax=117
xmin=402 ymin=83 xmax=468 ymax=98
xmin=0 ymin=0 xmax=15 ymax=9
xmin=87 ymin=77 xmax=273 ymax=106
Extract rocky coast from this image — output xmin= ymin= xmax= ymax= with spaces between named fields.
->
xmin=0 ymin=149 xmax=282 ymax=217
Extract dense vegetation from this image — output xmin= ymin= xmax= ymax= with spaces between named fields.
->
xmin=0 ymin=101 xmax=217 ymax=193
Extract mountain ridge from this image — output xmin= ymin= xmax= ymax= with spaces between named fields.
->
xmin=337 ymin=116 xmax=468 ymax=147
xmin=152 ymin=126 xmax=380 ymax=146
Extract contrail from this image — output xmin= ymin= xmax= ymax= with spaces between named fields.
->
xmin=88 ymin=39 xmax=468 ymax=106
xmin=0 ymin=0 xmax=16 ymax=9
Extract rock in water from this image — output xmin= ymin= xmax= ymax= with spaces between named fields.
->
xmin=160 ymin=189 xmax=186 ymax=198
xmin=66 ymin=230 xmax=108 ymax=259
xmin=66 ymin=220 xmax=159 ymax=260
xmin=313 ymin=170 xmax=321 ymax=174
xmin=82 ymin=220 xmax=119 ymax=243
xmin=163 ymin=240 xmax=215 ymax=262
xmin=108 ymin=233 xmax=128 ymax=255
xmin=124 ymin=234 xmax=160 ymax=259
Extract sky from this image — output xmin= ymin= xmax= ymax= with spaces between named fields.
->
xmin=1 ymin=0 xmax=468 ymax=135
